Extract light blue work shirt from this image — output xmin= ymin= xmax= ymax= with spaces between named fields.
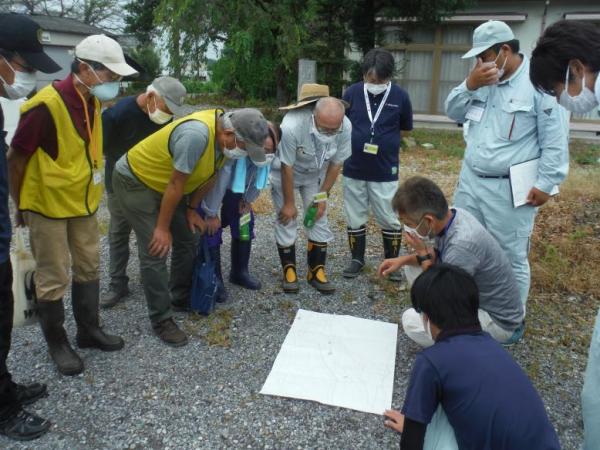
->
xmin=270 ymin=107 xmax=352 ymax=187
xmin=445 ymin=55 xmax=569 ymax=194
xmin=201 ymin=159 xmax=262 ymax=217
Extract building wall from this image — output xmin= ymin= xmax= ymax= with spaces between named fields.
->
xmin=35 ymin=32 xmax=89 ymax=90
xmin=378 ymin=1 xmax=600 ymax=123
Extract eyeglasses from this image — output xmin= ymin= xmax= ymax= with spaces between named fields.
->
xmin=312 ymin=114 xmax=342 ymax=136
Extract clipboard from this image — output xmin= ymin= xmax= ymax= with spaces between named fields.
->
xmin=509 ymin=157 xmax=559 ymax=208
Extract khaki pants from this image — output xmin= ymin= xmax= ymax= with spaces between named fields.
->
xmin=23 ymin=211 xmax=99 ymax=301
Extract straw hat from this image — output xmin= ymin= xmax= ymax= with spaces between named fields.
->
xmin=279 ymin=83 xmax=330 ymax=111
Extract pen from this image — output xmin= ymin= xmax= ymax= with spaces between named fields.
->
xmin=508 ymin=114 xmax=516 ymax=140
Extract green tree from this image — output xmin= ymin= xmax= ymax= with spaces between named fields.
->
xmin=124 ymin=0 xmax=161 ymax=45
xmin=130 ymin=45 xmax=161 ymax=81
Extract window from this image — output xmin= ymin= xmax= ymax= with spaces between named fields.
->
xmin=385 ymin=25 xmax=475 ymax=114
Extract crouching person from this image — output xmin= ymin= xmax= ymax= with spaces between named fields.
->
xmin=384 ymin=264 xmax=560 ymax=450
xmin=198 ymin=121 xmax=279 ymax=301
xmin=378 ymin=176 xmax=524 ymax=347
xmin=112 ymin=108 xmax=268 ymax=346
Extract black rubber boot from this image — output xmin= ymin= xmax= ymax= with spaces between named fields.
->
xmin=277 ymin=244 xmax=299 ymax=293
xmin=208 ymin=245 xmax=228 ymax=303
xmin=72 ymin=281 xmax=124 ymax=352
xmin=307 ymin=240 xmax=335 ymax=295
xmin=342 ymin=226 xmax=366 ymax=278
xmin=37 ymin=299 xmax=83 ymax=376
xmin=382 ymin=229 xmax=403 ymax=282
xmin=229 ymin=239 xmax=261 ymax=290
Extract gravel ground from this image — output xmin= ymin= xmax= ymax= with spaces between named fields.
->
xmin=2 ymin=172 xmax=585 ymax=450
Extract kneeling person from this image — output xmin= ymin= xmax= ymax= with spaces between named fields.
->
xmin=383 ymin=264 xmax=560 ymax=450
xmin=378 ymin=176 xmax=524 ymax=346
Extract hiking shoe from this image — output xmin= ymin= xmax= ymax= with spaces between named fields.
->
xmin=152 ymin=318 xmax=188 ymax=347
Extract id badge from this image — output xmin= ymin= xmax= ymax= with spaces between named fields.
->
xmin=93 ymin=170 xmax=102 ymax=185
xmin=465 ymin=105 xmax=484 ymax=122
xmin=363 ymin=143 xmax=379 ymax=155
xmin=240 ymin=212 xmax=251 ymax=226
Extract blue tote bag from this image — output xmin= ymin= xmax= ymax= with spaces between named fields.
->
xmin=190 ymin=236 xmax=218 ymax=315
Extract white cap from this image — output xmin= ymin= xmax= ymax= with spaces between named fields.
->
xmin=462 ymin=21 xmax=515 ymax=59
xmin=75 ymin=34 xmax=138 ymax=77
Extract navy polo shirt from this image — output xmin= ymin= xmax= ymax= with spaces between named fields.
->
xmin=402 ymin=330 xmax=560 ymax=450
xmin=102 ymin=96 xmax=165 ymax=193
xmin=342 ymin=82 xmax=412 ymax=182
xmin=0 ymin=105 xmax=11 ymax=263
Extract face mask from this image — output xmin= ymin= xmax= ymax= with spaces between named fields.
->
xmin=559 ymin=66 xmax=599 ymax=114
xmin=0 ymin=57 xmax=36 ymax=99
xmin=403 ymin=216 xmax=433 ymax=241
xmin=224 ymin=136 xmax=247 ymax=160
xmin=311 ymin=115 xmax=338 ymax=144
xmin=494 ymin=51 xmax=508 ymax=81
xmin=252 ymin=153 xmax=275 ymax=168
xmin=365 ymin=82 xmax=389 ymax=96
xmin=77 ymin=61 xmax=120 ymax=101
xmin=148 ymin=96 xmax=173 ymax=124
xmin=90 ymin=81 xmax=120 ymax=101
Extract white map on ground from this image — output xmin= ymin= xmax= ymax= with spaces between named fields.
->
xmin=260 ymin=309 xmax=398 ymax=415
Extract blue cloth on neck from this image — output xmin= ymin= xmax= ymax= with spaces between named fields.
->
xmin=232 ymin=158 xmax=247 ymax=193
xmin=255 ymin=165 xmax=270 ymax=190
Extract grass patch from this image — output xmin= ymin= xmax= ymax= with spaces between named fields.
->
xmin=183 ymin=308 xmax=233 ymax=348
xmin=569 ymin=141 xmax=600 ymax=166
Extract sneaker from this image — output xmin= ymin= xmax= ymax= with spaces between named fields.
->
xmin=152 ymin=318 xmax=188 ymax=347
xmin=503 ymin=322 xmax=526 ymax=347
xmin=14 ymin=383 xmax=47 ymax=406
xmin=0 ymin=409 xmax=51 ymax=441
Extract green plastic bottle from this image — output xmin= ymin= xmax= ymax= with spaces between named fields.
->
xmin=304 ymin=202 xmax=318 ymax=228
xmin=239 ymin=212 xmax=251 ymax=241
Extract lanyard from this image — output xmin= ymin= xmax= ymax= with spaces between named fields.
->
xmin=242 ymin=166 xmax=256 ymax=203
xmin=437 ymin=209 xmax=457 ymax=262
xmin=363 ymin=82 xmax=391 ymax=141
xmin=310 ymin=134 xmax=328 ymax=170
xmin=73 ymin=80 xmax=100 ymax=169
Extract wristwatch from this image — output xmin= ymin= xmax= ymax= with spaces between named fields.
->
xmin=416 ymin=253 xmax=432 ymax=265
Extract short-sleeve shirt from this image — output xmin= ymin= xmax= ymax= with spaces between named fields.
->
xmin=436 ymin=208 xmax=523 ymax=330
xmin=115 ymin=120 xmax=209 ymax=179
xmin=102 ymin=96 xmax=164 ymax=193
xmin=402 ymin=330 xmax=560 ymax=450
xmin=270 ymin=107 xmax=352 ymax=185
xmin=342 ymin=82 xmax=412 ymax=182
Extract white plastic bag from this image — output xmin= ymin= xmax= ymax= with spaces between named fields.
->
xmin=10 ymin=227 xmax=37 ymax=327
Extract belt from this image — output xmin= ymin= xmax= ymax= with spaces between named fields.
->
xmin=476 ymin=174 xmax=509 ymax=179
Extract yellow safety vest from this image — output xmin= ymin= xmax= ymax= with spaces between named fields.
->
xmin=127 ymin=109 xmax=224 ymax=194
xmin=19 ymin=84 xmax=103 ymax=219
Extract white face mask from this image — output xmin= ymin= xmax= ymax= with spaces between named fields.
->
xmin=253 ymin=153 xmax=275 ymax=168
xmin=403 ymin=216 xmax=433 ymax=241
xmin=365 ymin=82 xmax=389 ymax=96
xmin=311 ymin=115 xmax=339 ymax=144
xmin=559 ymin=66 xmax=599 ymax=114
xmin=224 ymin=136 xmax=247 ymax=160
xmin=148 ymin=96 xmax=173 ymax=125
xmin=0 ymin=57 xmax=37 ymax=99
